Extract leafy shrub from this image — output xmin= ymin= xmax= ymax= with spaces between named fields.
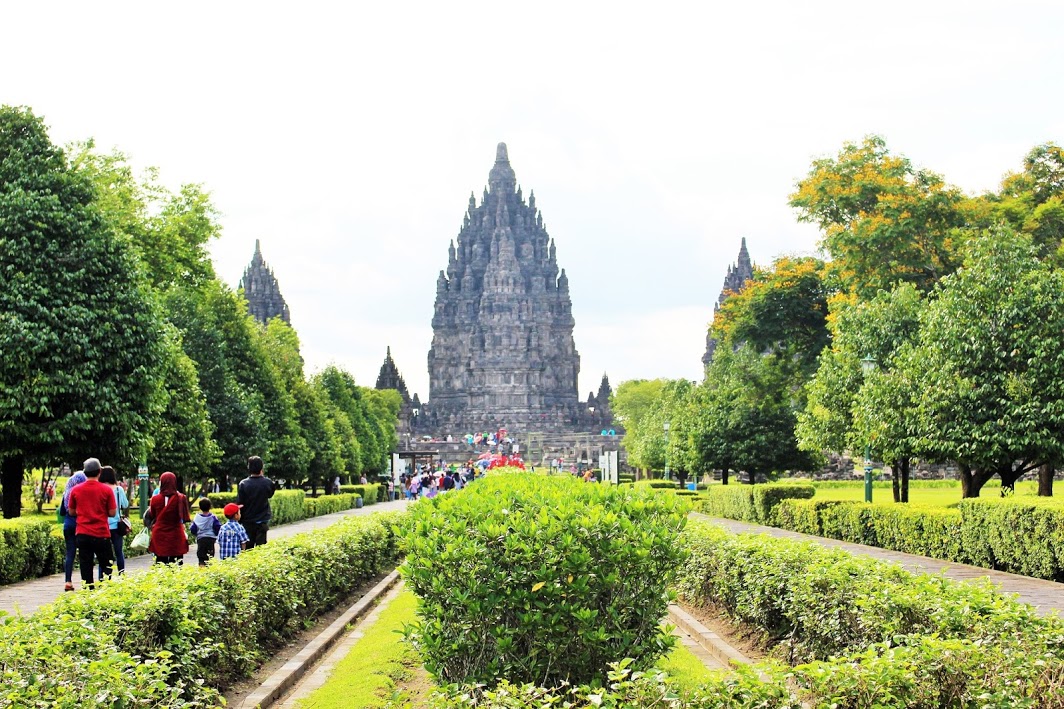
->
xmin=0 ymin=517 xmax=65 ymax=584
xmin=773 ymin=499 xmax=842 ymax=534
xmin=208 ymin=489 xmax=306 ymax=525
xmin=675 ymin=519 xmax=1058 ymax=664
xmin=958 ymin=497 xmax=1064 ymax=580
xmin=401 ymin=473 xmax=689 ymax=687
xmin=1 ymin=511 xmax=403 ymax=706
xmin=340 ymin=484 xmax=381 ymax=504
xmin=634 ymin=479 xmax=678 ymax=489
xmin=699 ymin=483 xmax=814 ymax=525
xmin=304 ymin=493 xmax=361 ymax=518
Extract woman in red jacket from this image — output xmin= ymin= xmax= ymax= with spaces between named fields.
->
xmin=145 ymin=472 xmax=191 ymax=564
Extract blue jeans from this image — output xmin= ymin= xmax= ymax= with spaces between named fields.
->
xmin=100 ymin=527 xmax=125 ymax=577
xmin=63 ymin=526 xmax=76 ymax=583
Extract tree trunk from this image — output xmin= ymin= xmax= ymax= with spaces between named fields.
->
xmin=1039 ymin=463 xmax=1054 ymax=497
xmin=900 ymin=458 xmax=910 ymax=503
xmin=721 ymin=468 xmax=729 ymax=486
xmin=959 ymin=463 xmax=994 ymax=498
xmin=999 ymin=465 xmax=1026 ymax=496
xmin=891 ymin=461 xmax=901 ymax=503
xmin=1 ymin=455 xmax=25 ymax=519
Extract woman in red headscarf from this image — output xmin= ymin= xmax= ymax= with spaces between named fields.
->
xmin=144 ymin=472 xmax=191 ymax=564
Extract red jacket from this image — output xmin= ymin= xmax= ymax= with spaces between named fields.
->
xmin=146 ymin=492 xmax=191 ymax=557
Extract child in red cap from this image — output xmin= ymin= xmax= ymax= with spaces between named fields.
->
xmin=217 ymin=503 xmax=250 ymax=560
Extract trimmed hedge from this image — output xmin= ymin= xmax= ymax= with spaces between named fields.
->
xmin=1 ymin=511 xmax=403 ymax=707
xmin=304 ymin=493 xmax=362 ymax=517
xmin=771 ymin=496 xmax=1064 ymax=581
xmin=207 ymin=489 xmax=306 ymax=525
xmin=401 ymin=470 xmax=689 ymax=687
xmin=699 ymin=483 xmax=815 ymax=525
xmin=671 ymin=519 xmax=1064 ymax=705
xmin=0 ymin=518 xmax=65 ymax=585
xmin=340 ymin=483 xmax=382 ymax=504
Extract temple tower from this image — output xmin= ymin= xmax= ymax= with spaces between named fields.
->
xmin=703 ymin=238 xmax=754 ymax=368
xmin=374 ymin=346 xmax=411 ymax=404
xmin=427 ymin=143 xmax=581 ymax=433
xmin=240 ymin=240 xmax=291 ymax=325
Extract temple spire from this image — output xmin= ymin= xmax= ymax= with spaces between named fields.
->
xmin=239 ymin=240 xmax=290 ymax=325
xmin=488 ymin=141 xmax=517 ymax=194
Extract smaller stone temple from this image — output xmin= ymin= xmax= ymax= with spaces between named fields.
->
xmin=374 ymin=347 xmax=412 ymax=405
xmin=702 ymin=238 xmax=754 ymax=368
xmin=240 ymin=240 xmax=291 ymax=325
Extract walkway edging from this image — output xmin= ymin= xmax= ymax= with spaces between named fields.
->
xmin=240 ymin=569 xmax=401 ymax=709
xmin=667 ymin=603 xmax=750 ymax=668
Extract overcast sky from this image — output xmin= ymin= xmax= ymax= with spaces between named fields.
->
xmin=5 ymin=1 xmax=1062 ymax=398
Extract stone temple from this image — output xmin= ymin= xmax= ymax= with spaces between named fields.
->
xmin=424 ymin=143 xmax=588 ymax=434
xmin=240 ymin=239 xmax=291 ymax=325
xmin=702 ymin=237 xmax=754 ymax=368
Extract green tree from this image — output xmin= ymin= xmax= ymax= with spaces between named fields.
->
xmin=903 ymin=228 xmax=1064 ymax=497
xmin=0 ymin=106 xmax=167 ymax=516
xmin=147 ymin=330 xmax=221 ymax=480
xmin=797 ymin=284 xmax=924 ymax=501
xmin=611 ymin=379 xmax=669 ymax=472
xmin=790 ymin=135 xmax=966 ymax=298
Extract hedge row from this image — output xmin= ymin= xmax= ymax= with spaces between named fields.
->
xmin=206 ymin=489 xmax=307 ymax=525
xmin=1 ymin=511 xmax=404 ymax=707
xmin=304 ymin=492 xmax=362 ymax=517
xmin=698 ymin=483 xmax=815 ymax=525
xmin=771 ymin=496 xmax=1064 ymax=581
xmin=668 ymin=519 xmax=1064 ymax=705
xmin=339 ymin=483 xmax=383 ymax=503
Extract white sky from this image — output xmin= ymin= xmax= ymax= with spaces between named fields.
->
xmin=4 ymin=1 xmax=1062 ymax=398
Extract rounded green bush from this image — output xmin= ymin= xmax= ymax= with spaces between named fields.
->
xmin=400 ymin=471 xmax=689 ymax=687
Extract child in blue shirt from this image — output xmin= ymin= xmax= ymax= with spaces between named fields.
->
xmin=217 ymin=503 xmax=250 ymax=560
xmin=190 ymin=498 xmax=221 ymax=566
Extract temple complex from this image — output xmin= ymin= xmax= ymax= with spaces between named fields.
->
xmin=374 ymin=347 xmax=411 ymax=404
xmin=702 ymin=238 xmax=754 ymax=368
xmin=424 ymin=143 xmax=591 ymax=435
xmin=240 ymin=240 xmax=291 ymax=325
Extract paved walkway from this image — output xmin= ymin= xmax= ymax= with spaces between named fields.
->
xmin=695 ymin=513 xmax=1064 ymax=616
xmin=0 ymin=499 xmax=409 ymax=617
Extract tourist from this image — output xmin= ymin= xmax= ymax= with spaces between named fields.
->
xmin=190 ymin=498 xmax=221 ymax=566
xmin=67 ymin=458 xmax=116 ymax=588
xmin=217 ymin=503 xmax=250 ymax=560
xmin=359 ymin=474 xmax=368 ymax=485
xmin=98 ymin=466 xmax=128 ymax=577
xmin=59 ymin=470 xmax=87 ymax=592
xmin=387 ymin=478 xmax=395 ymax=501
xmin=332 ymin=476 xmax=341 ymax=495
xmin=237 ymin=456 xmax=275 ymax=549
xmin=145 ymin=472 xmax=191 ymax=565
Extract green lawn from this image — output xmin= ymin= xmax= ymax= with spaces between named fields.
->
xmin=299 ymin=589 xmax=722 ymax=707
xmin=810 ymin=479 xmax=1042 ymax=507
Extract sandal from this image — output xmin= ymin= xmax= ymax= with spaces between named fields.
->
xmin=63 ymin=582 xmax=74 ymax=592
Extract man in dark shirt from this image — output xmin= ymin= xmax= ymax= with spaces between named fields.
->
xmin=237 ymin=455 xmax=275 ymax=549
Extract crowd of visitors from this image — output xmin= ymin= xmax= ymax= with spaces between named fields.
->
xmin=59 ymin=455 xmax=272 ymax=591
xmin=399 ymin=465 xmax=479 ymax=501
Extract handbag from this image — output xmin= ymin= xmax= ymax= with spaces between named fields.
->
xmin=130 ymin=526 xmax=151 ymax=550
xmin=118 ymin=516 xmax=133 ymax=536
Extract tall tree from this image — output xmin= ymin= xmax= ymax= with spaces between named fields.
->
xmin=904 ymin=228 xmax=1064 ymax=497
xmin=798 ymin=284 xmax=923 ymax=501
xmin=790 ymin=135 xmax=966 ymax=298
xmin=0 ymin=106 xmax=166 ymax=516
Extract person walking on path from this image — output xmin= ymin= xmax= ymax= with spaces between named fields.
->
xmin=217 ymin=503 xmax=250 ymax=560
xmin=66 ymin=458 xmax=116 ymax=589
xmin=237 ymin=456 xmax=275 ymax=549
xmin=98 ymin=466 xmax=129 ymax=576
xmin=190 ymin=498 xmax=221 ymax=566
xmin=59 ymin=471 xmax=87 ymax=592
xmin=145 ymin=472 xmax=191 ymax=565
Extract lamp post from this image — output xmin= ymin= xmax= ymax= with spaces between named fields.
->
xmin=663 ymin=421 xmax=671 ymax=481
xmin=860 ymin=355 xmax=877 ymax=503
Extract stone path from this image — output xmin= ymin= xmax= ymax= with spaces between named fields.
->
xmin=695 ymin=513 xmax=1064 ymax=616
xmin=0 ymin=499 xmax=409 ymax=617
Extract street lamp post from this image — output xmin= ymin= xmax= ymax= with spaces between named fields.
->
xmin=663 ymin=421 xmax=671 ymax=482
xmin=860 ymin=355 xmax=877 ymax=503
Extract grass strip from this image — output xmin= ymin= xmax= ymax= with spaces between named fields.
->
xmin=299 ymin=588 xmax=419 ymax=708
xmin=655 ymin=636 xmax=720 ymax=692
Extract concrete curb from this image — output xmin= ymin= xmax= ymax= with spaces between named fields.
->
xmin=667 ymin=603 xmax=750 ymax=668
xmin=240 ymin=570 xmax=401 ymax=709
